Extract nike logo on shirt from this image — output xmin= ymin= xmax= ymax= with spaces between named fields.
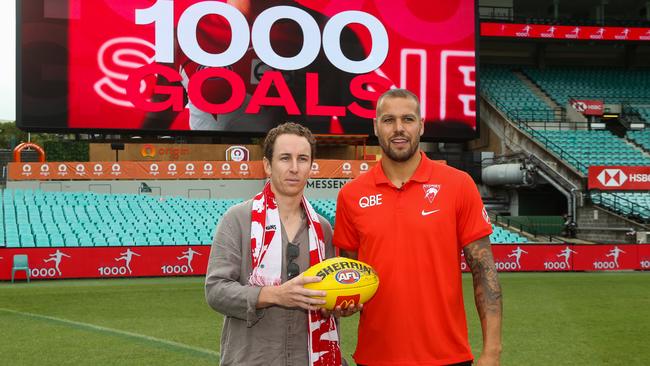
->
xmin=421 ymin=209 xmax=440 ymax=216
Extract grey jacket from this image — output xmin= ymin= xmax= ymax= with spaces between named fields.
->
xmin=205 ymin=199 xmax=336 ymax=366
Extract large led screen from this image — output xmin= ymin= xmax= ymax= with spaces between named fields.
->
xmin=18 ymin=0 xmax=477 ymax=140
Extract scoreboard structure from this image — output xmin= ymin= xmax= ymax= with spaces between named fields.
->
xmin=18 ymin=0 xmax=479 ymax=141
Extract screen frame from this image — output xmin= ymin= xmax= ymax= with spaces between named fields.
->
xmin=16 ymin=0 xmax=480 ymax=143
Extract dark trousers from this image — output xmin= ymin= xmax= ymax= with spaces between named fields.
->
xmin=358 ymin=362 xmax=472 ymax=366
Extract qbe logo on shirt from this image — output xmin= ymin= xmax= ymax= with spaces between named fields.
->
xmin=359 ymin=194 xmax=382 ymax=208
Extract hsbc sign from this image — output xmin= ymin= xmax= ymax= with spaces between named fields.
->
xmin=589 ymin=166 xmax=650 ymax=190
xmin=597 ymin=169 xmax=627 ymax=187
xmin=570 ymin=99 xmax=604 ymax=116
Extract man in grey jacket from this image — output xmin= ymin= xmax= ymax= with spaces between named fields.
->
xmin=205 ymin=122 xmax=351 ymax=366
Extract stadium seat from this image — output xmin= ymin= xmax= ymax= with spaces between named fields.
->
xmin=480 ymin=66 xmax=556 ymax=122
xmin=521 ymin=66 xmax=650 ymax=106
xmin=627 ymin=130 xmax=650 ymax=152
xmin=0 ymin=189 xmax=240 ymax=247
xmin=534 ymin=130 xmax=650 ymax=174
xmin=11 ymin=254 xmax=30 ymax=283
xmin=591 ymin=191 xmax=650 ymax=220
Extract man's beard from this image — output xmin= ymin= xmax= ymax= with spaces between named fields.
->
xmin=379 ymin=134 xmax=419 ymax=162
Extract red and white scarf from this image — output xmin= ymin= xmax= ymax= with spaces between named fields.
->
xmin=250 ymin=182 xmax=342 ymax=366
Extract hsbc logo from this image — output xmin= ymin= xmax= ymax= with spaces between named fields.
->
xmin=572 ymin=101 xmax=587 ymax=112
xmin=597 ymin=169 xmax=627 ymax=187
xmin=630 ymin=174 xmax=650 ymax=182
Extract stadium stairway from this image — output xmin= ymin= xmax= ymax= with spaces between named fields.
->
xmin=627 ymin=130 xmax=650 ymax=153
xmin=632 ymin=105 xmax=650 ymax=122
xmin=513 ymin=71 xmax=562 ymax=111
xmin=479 ymin=86 xmax=650 ymax=243
xmin=480 ymin=65 xmax=558 ymax=123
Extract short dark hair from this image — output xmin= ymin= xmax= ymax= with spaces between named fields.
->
xmin=263 ymin=122 xmax=316 ymax=163
xmin=376 ymin=88 xmax=421 ymax=117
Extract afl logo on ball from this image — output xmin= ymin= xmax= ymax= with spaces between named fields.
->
xmin=335 ymin=269 xmax=360 ymax=284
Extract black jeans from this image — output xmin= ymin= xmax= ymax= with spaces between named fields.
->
xmin=358 ymin=362 xmax=472 ymax=366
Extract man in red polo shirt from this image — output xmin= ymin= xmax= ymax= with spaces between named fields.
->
xmin=333 ymin=89 xmax=502 ymax=366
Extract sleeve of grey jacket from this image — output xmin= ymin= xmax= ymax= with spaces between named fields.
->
xmin=204 ymin=209 xmax=265 ymax=327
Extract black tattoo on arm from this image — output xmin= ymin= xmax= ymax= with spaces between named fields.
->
xmin=463 ymin=237 xmax=502 ymax=320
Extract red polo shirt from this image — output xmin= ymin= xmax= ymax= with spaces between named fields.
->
xmin=333 ymin=152 xmax=492 ymax=365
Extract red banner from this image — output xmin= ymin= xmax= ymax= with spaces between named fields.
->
xmin=570 ymin=99 xmax=604 ymax=116
xmin=8 ymin=160 xmax=376 ymax=181
xmin=571 ymin=245 xmax=640 ymax=271
xmin=481 ymin=23 xmax=650 ymax=41
xmin=639 ymin=245 xmax=650 ymax=270
xmin=0 ymin=246 xmax=210 ymax=280
xmin=3 ymin=244 xmax=648 ymax=281
xmin=460 ymin=244 xmax=649 ymax=272
xmin=588 ymin=166 xmax=650 ymax=190
xmin=481 ymin=22 xmax=650 ymax=42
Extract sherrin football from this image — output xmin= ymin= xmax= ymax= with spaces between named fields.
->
xmin=303 ymin=257 xmax=379 ymax=310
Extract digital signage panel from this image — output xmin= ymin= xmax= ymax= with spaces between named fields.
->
xmin=18 ymin=0 xmax=478 ymax=140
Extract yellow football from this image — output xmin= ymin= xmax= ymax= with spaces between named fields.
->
xmin=303 ymin=257 xmax=379 ymax=310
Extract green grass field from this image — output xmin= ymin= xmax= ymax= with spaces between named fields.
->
xmin=1 ymin=272 xmax=648 ymax=365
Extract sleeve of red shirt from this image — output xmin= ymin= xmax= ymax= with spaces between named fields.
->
xmin=456 ymin=172 xmax=493 ymax=248
xmin=333 ymin=188 xmax=360 ymax=252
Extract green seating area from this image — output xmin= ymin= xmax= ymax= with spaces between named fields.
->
xmin=627 ymin=130 xmax=650 ymax=152
xmin=490 ymin=226 xmax=529 ymax=243
xmin=535 ymin=130 xmax=650 ymax=174
xmin=2 ymin=189 xmax=242 ymax=248
xmin=522 ymin=67 xmax=650 ymax=106
xmin=590 ymin=191 xmax=650 ymax=221
xmin=311 ymin=199 xmax=531 ymax=244
xmin=480 ymin=66 xmax=556 ymax=121
xmin=632 ymin=106 xmax=650 ymax=123
xmin=311 ymin=200 xmax=337 ymax=226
